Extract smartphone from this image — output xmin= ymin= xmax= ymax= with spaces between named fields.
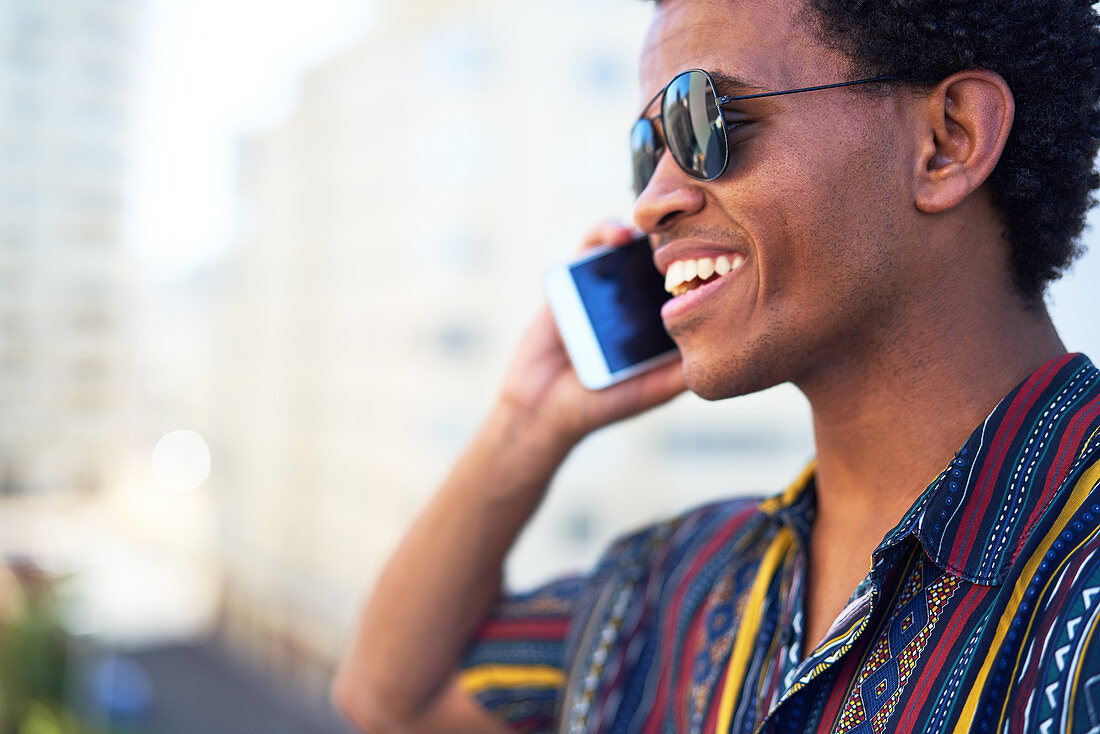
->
xmin=545 ymin=235 xmax=678 ymax=390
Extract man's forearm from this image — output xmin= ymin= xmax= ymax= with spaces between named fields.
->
xmin=331 ymin=399 xmax=575 ymax=731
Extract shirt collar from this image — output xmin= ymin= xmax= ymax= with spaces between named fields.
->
xmin=759 ymin=461 xmax=816 ymax=548
xmin=761 ymin=353 xmax=1100 ymax=586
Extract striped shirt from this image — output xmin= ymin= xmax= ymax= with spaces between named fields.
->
xmin=460 ymin=353 xmax=1100 ymax=733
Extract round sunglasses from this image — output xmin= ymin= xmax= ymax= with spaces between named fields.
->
xmin=631 ymin=69 xmax=907 ymax=197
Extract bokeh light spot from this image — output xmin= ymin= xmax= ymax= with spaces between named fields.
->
xmin=151 ymin=430 xmax=211 ymax=492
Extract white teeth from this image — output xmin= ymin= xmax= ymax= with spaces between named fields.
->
xmin=697 ymin=257 xmax=714 ymax=280
xmin=663 ymin=254 xmax=745 ymax=295
xmin=682 ymin=260 xmax=697 ymax=282
xmin=665 ymin=261 xmax=684 ymax=292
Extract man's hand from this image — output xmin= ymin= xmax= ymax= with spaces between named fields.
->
xmin=497 ymin=222 xmax=687 ymax=450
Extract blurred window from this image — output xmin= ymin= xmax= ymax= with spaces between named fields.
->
xmin=71 ymin=306 xmax=112 ymax=333
xmin=8 ymin=91 xmax=41 ymax=121
xmin=578 ymin=53 xmax=625 ymax=95
xmin=84 ymin=13 xmax=127 ymax=46
xmin=413 ymin=113 xmax=488 ymax=188
xmin=15 ymin=7 xmax=47 ymax=36
xmin=70 ymin=355 xmax=109 ymax=380
xmin=84 ymin=59 xmax=122 ymax=85
xmin=660 ymin=426 xmax=803 ymax=456
xmin=79 ymin=102 xmax=123 ymax=130
xmin=432 ymin=323 xmax=482 ymax=358
xmin=0 ymin=465 xmax=29 ymax=496
xmin=0 ymin=310 xmax=25 ymax=337
xmin=419 ymin=25 xmax=495 ymax=89
xmin=429 ymin=412 xmax=478 ymax=450
xmin=0 ymin=345 xmax=29 ymax=371
xmin=68 ymin=386 xmax=107 ymax=412
xmin=415 ymin=230 xmax=485 ymax=270
xmin=70 ymin=217 xmax=120 ymax=248
xmin=69 ymin=187 xmax=122 ymax=215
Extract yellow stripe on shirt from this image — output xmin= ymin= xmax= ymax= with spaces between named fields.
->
xmin=759 ymin=462 xmax=816 ymax=516
xmin=459 ymin=664 xmax=565 ymax=695
xmin=716 ymin=526 xmax=794 ymax=734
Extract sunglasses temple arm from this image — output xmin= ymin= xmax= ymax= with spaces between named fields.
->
xmin=716 ymin=74 xmax=908 ymax=105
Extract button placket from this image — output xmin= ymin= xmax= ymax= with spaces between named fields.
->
xmin=753 ymin=548 xmax=921 ymax=732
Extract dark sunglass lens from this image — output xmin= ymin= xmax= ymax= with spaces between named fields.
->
xmin=631 ymin=118 xmax=658 ymax=196
xmin=662 ymin=70 xmax=727 ymax=180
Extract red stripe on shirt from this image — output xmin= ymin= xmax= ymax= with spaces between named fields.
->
xmin=952 ymin=355 xmax=1070 ymax=563
xmin=815 ymin=636 xmax=867 ymax=731
xmin=1012 ymin=394 xmax=1100 ymax=566
xmin=475 ymin=617 xmax=572 ymax=641
xmin=673 ymin=594 xmax=712 ymax=729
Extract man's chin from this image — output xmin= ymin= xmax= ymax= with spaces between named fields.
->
xmin=681 ymin=351 xmax=783 ymax=402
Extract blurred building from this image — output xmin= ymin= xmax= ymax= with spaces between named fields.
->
xmin=214 ymin=0 xmax=813 ymax=691
xmin=0 ymin=0 xmax=137 ymax=498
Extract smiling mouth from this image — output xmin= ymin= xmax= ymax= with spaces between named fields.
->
xmin=665 ymin=254 xmax=747 ymax=296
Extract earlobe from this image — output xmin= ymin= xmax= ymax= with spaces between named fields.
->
xmin=913 ymin=70 xmax=1014 ymax=214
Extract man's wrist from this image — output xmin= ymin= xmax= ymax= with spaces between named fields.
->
xmin=485 ymin=396 xmax=579 ymax=466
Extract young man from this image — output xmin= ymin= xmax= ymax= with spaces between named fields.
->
xmin=333 ymin=0 xmax=1100 ymax=731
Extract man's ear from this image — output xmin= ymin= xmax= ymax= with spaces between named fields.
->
xmin=913 ymin=70 xmax=1014 ymax=214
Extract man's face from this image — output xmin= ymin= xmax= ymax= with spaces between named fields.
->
xmin=636 ymin=0 xmax=918 ymax=400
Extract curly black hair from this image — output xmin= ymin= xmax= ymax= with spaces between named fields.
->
xmin=800 ymin=0 xmax=1100 ymax=302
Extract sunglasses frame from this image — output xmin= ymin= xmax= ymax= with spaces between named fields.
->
xmin=633 ymin=69 xmax=908 ymax=193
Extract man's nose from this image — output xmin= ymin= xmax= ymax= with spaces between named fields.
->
xmin=633 ymin=153 xmax=706 ymax=234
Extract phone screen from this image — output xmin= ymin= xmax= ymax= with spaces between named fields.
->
xmin=569 ymin=238 xmax=676 ymax=373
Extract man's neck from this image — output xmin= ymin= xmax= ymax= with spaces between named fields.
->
xmin=801 ymin=296 xmax=1066 ymax=546
xmin=792 ymin=288 xmax=1066 ymax=657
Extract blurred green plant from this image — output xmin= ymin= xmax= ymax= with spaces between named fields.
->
xmin=0 ymin=564 xmax=102 ymax=734
xmin=16 ymin=703 xmax=82 ymax=734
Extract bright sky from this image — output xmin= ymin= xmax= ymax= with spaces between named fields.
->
xmin=125 ymin=0 xmax=374 ymax=277
xmin=1048 ymin=214 xmax=1100 ymax=357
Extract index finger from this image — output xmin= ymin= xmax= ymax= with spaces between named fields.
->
xmin=579 ymin=221 xmax=644 ymax=252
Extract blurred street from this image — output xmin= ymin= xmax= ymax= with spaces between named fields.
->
xmin=128 ymin=641 xmax=355 ymax=734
